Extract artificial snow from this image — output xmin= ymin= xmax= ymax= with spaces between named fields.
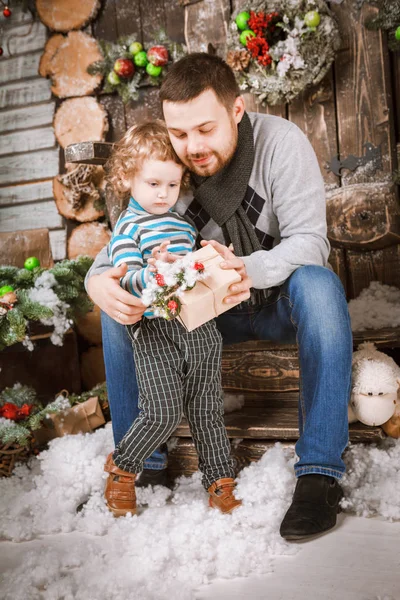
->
xmin=348 ymin=281 xmax=400 ymax=331
xmin=1 ymin=427 xmax=400 ymax=599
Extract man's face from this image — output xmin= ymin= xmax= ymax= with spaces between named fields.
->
xmin=163 ymin=89 xmax=245 ymax=177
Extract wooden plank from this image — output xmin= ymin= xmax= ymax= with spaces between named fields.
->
xmin=49 ymin=229 xmax=67 ymax=261
xmin=0 ymin=52 xmax=42 ymax=84
xmin=98 ymin=96 xmax=126 ymax=143
xmin=1 ymin=5 xmax=33 ymax=26
xmin=0 ymin=228 xmax=54 ymax=268
xmin=141 ymin=0 xmax=166 ymax=45
xmin=0 ymin=330 xmax=81 ymax=402
xmin=92 ymin=0 xmax=118 ymax=41
xmin=346 ymin=246 xmax=400 ymax=300
xmin=0 ymin=127 xmax=56 ymax=157
xmin=222 ymin=348 xmax=299 ymax=393
xmin=173 ymin=407 xmax=385 ymax=440
xmin=2 ymin=20 xmax=47 ymax=58
xmin=184 ymin=0 xmax=230 ymax=54
xmin=0 ymin=148 xmax=59 ymax=186
xmin=0 ymin=180 xmax=54 ymax=206
xmin=242 ymin=92 xmax=286 ymax=118
xmin=125 ymin=88 xmax=163 ymax=129
xmin=353 ymin=326 xmax=400 ymax=348
xmin=115 ymin=0 xmax=141 ymax=38
xmin=0 ymin=79 xmax=52 ymax=110
xmin=0 ymin=103 xmax=55 ymax=133
xmin=0 ymin=200 xmax=63 ymax=232
xmin=165 ymin=0 xmax=186 ymax=43
xmin=331 ymin=1 xmax=396 ymax=186
xmin=288 ymin=72 xmax=339 ymax=188
xmin=329 ymin=247 xmax=348 ymax=297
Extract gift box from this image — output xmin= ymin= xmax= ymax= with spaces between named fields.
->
xmin=34 ymin=396 xmax=105 ymax=441
xmin=178 ymin=245 xmax=242 ymax=331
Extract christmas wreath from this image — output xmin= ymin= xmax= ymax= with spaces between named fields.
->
xmin=0 ymin=255 xmax=93 ymax=350
xmin=88 ymin=31 xmax=186 ymax=104
xmin=365 ymin=1 xmax=400 ymax=51
xmin=226 ymin=0 xmax=341 ymax=105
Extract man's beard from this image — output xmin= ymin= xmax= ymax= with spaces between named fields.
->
xmin=186 ymin=122 xmax=238 ymax=177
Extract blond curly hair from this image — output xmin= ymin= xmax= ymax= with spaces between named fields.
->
xmin=107 ymin=120 xmax=185 ymax=199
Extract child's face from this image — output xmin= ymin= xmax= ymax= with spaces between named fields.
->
xmin=128 ymin=159 xmax=183 ymax=214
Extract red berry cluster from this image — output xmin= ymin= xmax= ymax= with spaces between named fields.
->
xmin=246 ymin=10 xmax=280 ymax=67
xmin=155 ymin=273 xmax=166 ymax=287
xmin=167 ymin=300 xmax=178 ymax=313
xmin=193 ymin=262 xmax=204 ymax=272
xmin=0 ymin=402 xmax=33 ymax=421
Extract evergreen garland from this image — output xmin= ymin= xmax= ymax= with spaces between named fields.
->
xmin=87 ymin=30 xmax=186 ymax=104
xmin=0 ymin=255 xmax=94 ymax=350
xmin=365 ymin=1 xmax=400 ymax=51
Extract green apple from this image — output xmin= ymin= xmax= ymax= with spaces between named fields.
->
xmin=146 ymin=63 xmax=162 ymax=77
xmin=239 ymin=29 xmax=256 ymax=46
xmin=129 ymin=41 xmax=143 ymax=56
xmin=134 ymin=50 xmax=148 ymax=67
xmin=0 ymin=285 xmax=14 ymax=297
xmin=24 ymin=256 xmax=40 ymax=271
xmin=235 ymin=11 xmax=250 ymax=31
xmin=107 ymin=71 xmax=121 ymax=86
xmin=304 ymin=10 xmax=320 ymax=28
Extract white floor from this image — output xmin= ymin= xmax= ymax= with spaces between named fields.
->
xmin=1 ymin=515 xmax=399 ymax=600
xmin=196 ymin=515 xmax=400 ymax=600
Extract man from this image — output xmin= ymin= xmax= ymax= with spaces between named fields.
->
xmin=86 ymin=53 xmax=352 ymax=540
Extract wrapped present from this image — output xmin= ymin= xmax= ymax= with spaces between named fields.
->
xmin=178 ymin=245 xmax=242 ymax=331
xmin=35 ymin=396 xmax=105 ymax=439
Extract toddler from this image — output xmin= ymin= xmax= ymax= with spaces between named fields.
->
xmin=104 ymin=121 xmax=241 ymax=517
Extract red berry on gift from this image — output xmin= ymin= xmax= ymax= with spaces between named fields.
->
xmin=0 ymin=402 xmax=19 ymax=420
xmin=167 ymin=300 xmax=178 ymax=313
xmin=3 ymin=7 xmax=11 ymax=18
xmin=194 ymin=262 xmax=204 ymax=272
xmin=155 ymin=273 xmax=166 ymax=286
xmin=147 ymin=45 xmax=169 ymax=67
xmin=113 ymin=58 xmax=135 ymax=79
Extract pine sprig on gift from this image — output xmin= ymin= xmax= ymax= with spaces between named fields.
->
xmin=0 ymin=383 xmax=38 ymax=409
xmin=0 ymin=419 xmax=32 ymax=447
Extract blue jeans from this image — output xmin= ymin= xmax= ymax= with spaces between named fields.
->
xmin=101 ymin=265 xmax=352 ymax=478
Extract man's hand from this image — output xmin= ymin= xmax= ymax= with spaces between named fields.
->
xmin=87 ymin=263 xmax=146 ymax=325
xmin=200 ymin=239 xmax=252 ymax=304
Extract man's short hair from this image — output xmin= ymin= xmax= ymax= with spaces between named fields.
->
xmin=160 ymin=53 xmax=240 ymax=111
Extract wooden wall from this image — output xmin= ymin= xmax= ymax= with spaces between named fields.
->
xmin=0 ymin=6 xmax=66 ymax=260
xmin=1 ymin=0 xmax=400 ymax=299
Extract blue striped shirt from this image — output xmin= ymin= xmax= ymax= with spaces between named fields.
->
xmin=108 ymin=198 xmax=197 ymax=318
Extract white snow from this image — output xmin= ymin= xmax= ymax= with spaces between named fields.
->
xmin=349 ymin=281 xmax=400 ymax=331
xmin=1 ymin=426 xmax=400 ymax=599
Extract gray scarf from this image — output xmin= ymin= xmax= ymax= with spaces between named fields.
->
xmin=190 ymin=112 xmax=263 ymax=257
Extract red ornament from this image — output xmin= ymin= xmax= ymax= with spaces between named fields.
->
xmin=167 ymin=300 xmax=178 ymax=313
xmin=3 ymin=6 xmax=11 ymax=17
xmin=147 ymin=45 xmax=169 ymax=67
xmin=0 ymin=402 xmax=19 ymax=420
xmin=194 ymin=262 xmax=204 ymax=272
xmin=155 ymin=273 xmax=166 ymax=287
xmin=113 ymin=58 xmax=135 ymax=79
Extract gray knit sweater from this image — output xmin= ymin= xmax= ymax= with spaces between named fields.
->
xmin=85 ymin=112 xmax=330 ymax=291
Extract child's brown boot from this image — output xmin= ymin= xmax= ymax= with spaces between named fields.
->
xmin=208 ymin=478 xmax=242 ymax=514
xmin=104 ymin=452 xmax=137 ymax=517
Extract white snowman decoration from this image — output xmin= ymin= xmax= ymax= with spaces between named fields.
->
xmin=348 ymin=342 xmax=400 ymax=427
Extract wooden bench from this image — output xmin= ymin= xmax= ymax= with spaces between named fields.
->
xmin=65 ymin=141 xmax=400 ymax=477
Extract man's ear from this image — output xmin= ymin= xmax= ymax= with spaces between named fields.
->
xmin=232 ymin=95 xmax=246 ymax=125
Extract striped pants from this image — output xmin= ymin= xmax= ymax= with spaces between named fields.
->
xmin=113 ymin=317 xmax=235 ymax=490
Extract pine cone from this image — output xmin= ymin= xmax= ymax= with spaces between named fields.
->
xmin=226 ymin=50 xmax=251 ymax=71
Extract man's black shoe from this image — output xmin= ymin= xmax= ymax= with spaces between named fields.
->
xmin=135 ymin=467 xmax=169 ymax=488
xmin=280 ymin=474 xmax=344 ymax=541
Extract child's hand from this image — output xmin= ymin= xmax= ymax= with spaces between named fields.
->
xmin=148 ymin=241 xmax=180 ymax=271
